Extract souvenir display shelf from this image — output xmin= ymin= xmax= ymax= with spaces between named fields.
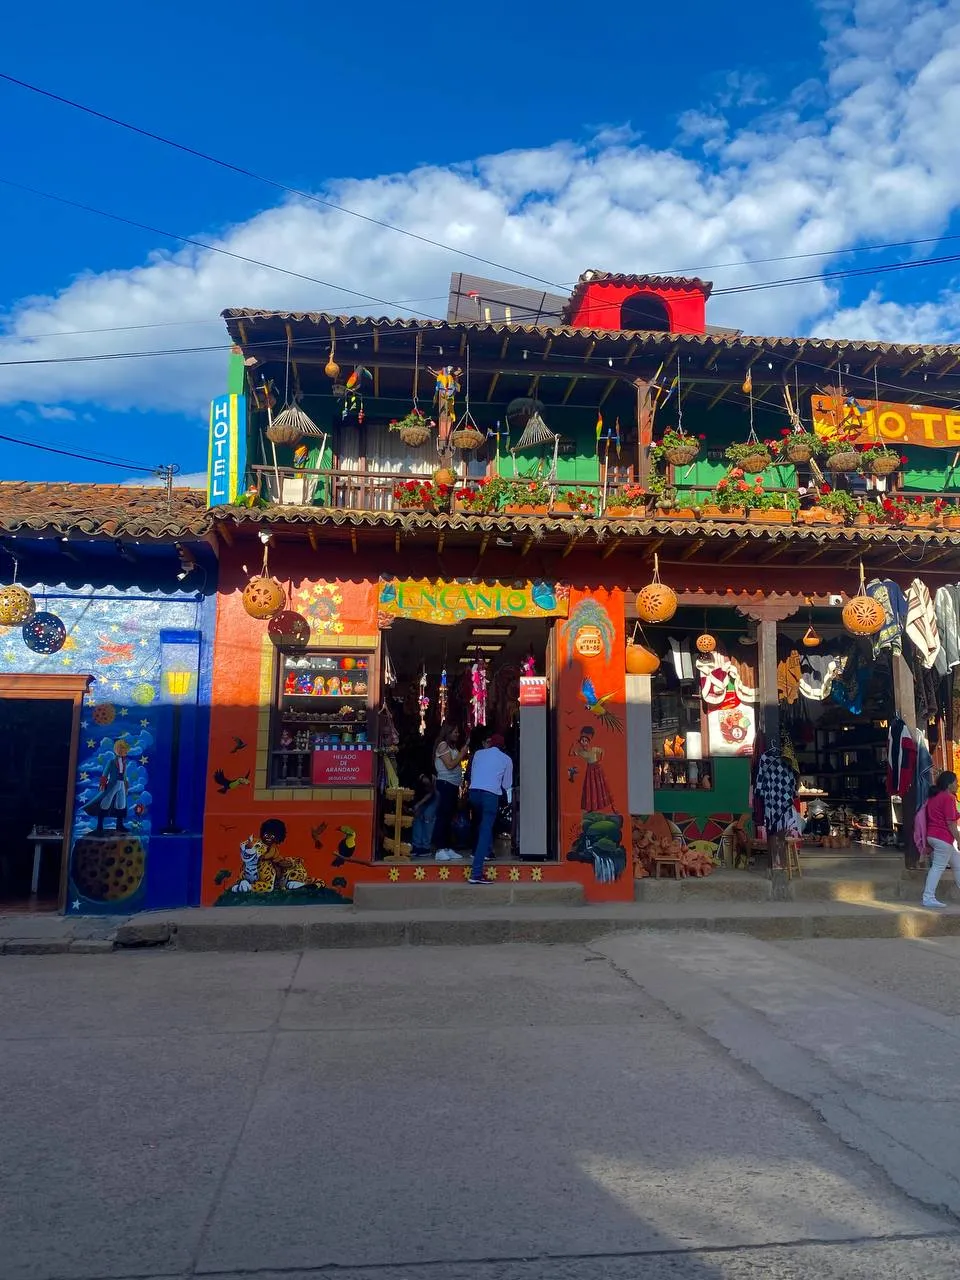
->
xmin=273 ymin=649 xmax=376 ymax=787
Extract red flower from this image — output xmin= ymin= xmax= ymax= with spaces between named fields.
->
xmin=820 ymin=484 xmax=832 ymax=495
xmin=717 ymin=477 xmax=728 ymax=490
xmin=698 ymin=434 xmax=706 ymax=441
xmin=781 ymin=428 xmax=790 ymax=437
xmin=914 ymin=496 xmax=923 ymax=506
xmin=900 ymin=455 xmax=908 ymax=464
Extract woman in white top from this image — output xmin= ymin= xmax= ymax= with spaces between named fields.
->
xmin=432 ymin=720 xmax=466 ymax=853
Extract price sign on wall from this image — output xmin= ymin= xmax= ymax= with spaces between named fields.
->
xmin=519 ymin=677 xmax=548 ymax=707
xmin=311 ymin=749 xmax=375 ymax=786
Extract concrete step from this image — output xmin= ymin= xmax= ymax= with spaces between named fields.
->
xmin=351 ymin=880 xmax=586 ymax=911
xmin=635 ymin=873 xmax=772 ymax=903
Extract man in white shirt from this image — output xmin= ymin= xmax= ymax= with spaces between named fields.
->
xmin=468 ymin=732 xmax=514 ymax=883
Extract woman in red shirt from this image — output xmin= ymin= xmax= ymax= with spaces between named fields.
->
xmin=923 ymin=770 xmax=960 ymax=908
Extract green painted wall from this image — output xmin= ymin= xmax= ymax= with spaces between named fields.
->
xmin=654 ymin=757 xmax=750 ymax=818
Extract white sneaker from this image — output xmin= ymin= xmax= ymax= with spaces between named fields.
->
xmin=922 ymin=896 xmax=947 ymax=908
xmin=435 ymin=848 xmax=464 ymax=862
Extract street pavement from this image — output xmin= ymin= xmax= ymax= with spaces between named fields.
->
xmin=3 ymin=939 xmax=960 ymax=1280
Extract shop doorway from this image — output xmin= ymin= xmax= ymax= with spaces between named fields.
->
xmin=0 ymin=674 xmax=89 ymax=911
xmin=379 ymin=616 xmax=554 ymax=862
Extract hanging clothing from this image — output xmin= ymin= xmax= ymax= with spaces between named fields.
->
xmin=866 ymin=578 xmax=908 ymax=656
xmin=777 ymin=648 xmax=803 ymax=705
xmin=669 ymin=637 xmax=694 ymax=682
xmin=915 ymin=731 xmax=934 ymax=812
xmin=934 ymin=586 xmax=960 ymax=676
xmin=799 ymin=651 xmax=840 ymax=704
xmin=909 ymin=645 xmax=940 ymax=725
xmin=887 ymin=718 xmax=916 ymax=798
xmin=753 ymin=750 xmax=798 ymax=833
xmin=830 ymin=643 xmax=871 ymax=716
xmin=905 ymin=579 xmax=942 ymax=670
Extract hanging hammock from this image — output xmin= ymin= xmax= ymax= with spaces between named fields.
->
xmin=514 ymin=410 xmax=556 ymax=450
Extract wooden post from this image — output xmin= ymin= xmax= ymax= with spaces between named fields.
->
xmin=634 ymin=379 xmax=654 ymax=487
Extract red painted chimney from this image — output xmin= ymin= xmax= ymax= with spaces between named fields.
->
xmin=563 ymin=270 xmax=711 ymax=335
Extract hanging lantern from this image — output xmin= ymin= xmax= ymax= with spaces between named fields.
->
xmin=22 ymin=611 xmax=66 ymax=654
xmin=0 ymin=583 xmax=35 ymax=626
xmin=267 ymin=610 xmax=311 ymax=646
xmin=324 ymin=356 xmax=341 ymax=379
xmin=696 ymin=633 xmax=717 ymax=654
xmin=434 ymin=466 xmax=457 ymax=487
xmin=801 ymin=624 xmax=822 ymax=649
xmin=635 ymin=553 xmax=678 ymax=624
xmin=243 ymin=577 xmax=285 ymax=620
xmin=841 ymin=562 xmax=885 ymax=636
xmin=625 ymin=642 xmax=660 ymax=675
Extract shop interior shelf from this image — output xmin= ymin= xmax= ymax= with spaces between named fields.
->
xmin=283 ymin=693 xmax=367 ymax=700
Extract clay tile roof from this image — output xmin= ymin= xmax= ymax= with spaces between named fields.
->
xmin=0 ymin=483 xmax=211 ymax=539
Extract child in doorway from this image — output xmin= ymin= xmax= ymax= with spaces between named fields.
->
xmin=411 ymin=773 xmax=439 ymax=860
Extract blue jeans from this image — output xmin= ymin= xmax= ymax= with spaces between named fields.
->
xmin=469 ymin=789 xmax=500 ymax=880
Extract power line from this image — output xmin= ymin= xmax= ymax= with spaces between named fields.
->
xmin=0 ymin=429 xmax=159 ymax=471
xmin=7 ymin=68 xmax=960 ymax=305
xmin=0 ymin=177 xmax=445 ymax=321
xmin=0 ymin=71 xmax=565 ymax=291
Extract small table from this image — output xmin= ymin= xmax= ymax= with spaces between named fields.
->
xmin=27 ymin=828 xmax=63 ymax=897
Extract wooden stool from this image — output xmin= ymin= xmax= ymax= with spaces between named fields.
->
xmin=654 ymin=857 xmax=685 ymax=880
xmin=786 ymin=838 xmax=802 ymax=880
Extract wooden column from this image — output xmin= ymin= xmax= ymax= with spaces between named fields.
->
xmin=634 ymin=378 xmax=655 ymax=487
xmin=892 ymin=654 xmax=919 ymax=869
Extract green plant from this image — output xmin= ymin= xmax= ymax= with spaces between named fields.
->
xmin=455 ymin=477 xmax=498 ymax=513
xmin=388 ymin=409 xmax=436 ymax=435
xmin=609 ymin=483 xmax=652 ymax=510
xmin=559 ymin=486 xmax=597 ymax=514
xmin=711 ymin=474 xmax=752 ymax=510
xmin=392 ymin=477 xmax=450 ymax=509
xmin=857 ymin=442 xmax=906 ymax=472
xmin=724 ymin=440 xmax=773 ymax=467
xmin=814 ymin=486 xmax=859 ymax=517
xmin=776 ymin=428 xmax=823 ymax=458
xmin=502 ymin=476 xmax=552 ymax=506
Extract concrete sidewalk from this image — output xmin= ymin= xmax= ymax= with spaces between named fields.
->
xmin=8 ymin=896 xmax=960 ymax=954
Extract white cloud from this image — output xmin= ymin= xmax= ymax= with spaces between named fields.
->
xmin=2 ymin=0 xmax=960 ymax=420
xmin=814 ymin=287 xmax=960 ymax=343
xmin=35 ymin=404 xmax=76 ymax=421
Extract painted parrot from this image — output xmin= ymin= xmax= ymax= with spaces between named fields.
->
xmin=213 ymin=769 xmax=251 ymax=794
xmin=580 ymin=678 xmax=623 ymax=733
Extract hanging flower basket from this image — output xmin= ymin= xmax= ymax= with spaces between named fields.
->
xmin=725 ymin=441 xmax=772 ymax=473
xmin=859 ymin=445 xmax=904 ymax=477
xmin=390 ymin=409 xmax=435 ymax=448
xmin=266 ymin=420 xmax=303 ymax=446
xmin=826 ymin=449 xmax=861 ymax=472
xmin=664 ymin=441 xmax=700 ymax=466
xmin=783 ymin=440 xmax=812 ymax=462
xmin=450 ymin=427 xmax=485 ymax=450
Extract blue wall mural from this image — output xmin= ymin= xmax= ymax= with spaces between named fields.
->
xmin=0 ymin=582 xmax=214 ymax=914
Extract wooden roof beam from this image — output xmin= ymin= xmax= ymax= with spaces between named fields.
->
xmin=861 ymin=353 xmax=882 ymax=373
xmin=478 ymin=531 xmax=491 ymax=557
xmin=718 ymin=539 xmax=747 ymax=563
xmin=395 ymin=529 xmax=401 ymax=554
xmin=708 ymin=383 xmax=734 ymax=410
xmin=520 ymin=533 xmax=535 ymax=556
xmin=373 ymin=328 xmax=380 ymax=398
xmin=598 ymin=377 xmax=618 ymax=407
xmin=937 ymin=354 xmax=960 ymax=379
xmin=679 ymin=537 xmax=706 ymax=561
xmin=561 ymin=535 xmax=579 ymax=558
xmin=350 ymin=528 xmax=358 ymax=555
xmin=601 ymin=537 xmax=623 ymax=560
xmin=486 ymin=335 xmax=510 ymax=399
xmin=704 ymin=347 xmax=722 ymax=370
xmin=307 ymin=526 xmax=319 ymax=552
xmin=562 ymin=376 xmax=580 ymax=404
xmin=900 ymin=353 xmax=926 ymax=376
xmin=437 ymin=529 xmax=446 ymax=555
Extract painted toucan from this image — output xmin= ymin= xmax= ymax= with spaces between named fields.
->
xmin=332 ymin=825 xmax=357 ymax=867
xmin=580 ymin=678 xmax=623 ymax=733
xmin=213 ymin=769 xmax=251 ymax=794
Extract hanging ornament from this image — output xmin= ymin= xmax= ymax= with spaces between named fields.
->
xmin=324 ymin=337 xmax=341 ymax=380
xmin=22 ymin=611 xmax=66 ymax=654
xmin=742 ymin=370 xmax=753 ymax=395
xmin=470 ymin=658 xmax=488 ymax=729
xmin=267 ymin=610 xmax=311 ymax=646
xmin=842 ymin=562 xmax=885 ymax=636
xmin=242 ymin=534 xmax=285 ymax=620
xmin=521 ymin=650 xmax=537 ymax=676
xmin=635 ymin=553 xmax=678 ymax=624
xmin=625 ymin=642 xmax=660 ymax=675
xmin=418 ymin=668 xmax=429 ymax=736
xmin=0 ymin=580 xmax=35 ymax=627
xmin=696 ymin=632 xmax=717 ymax=654
xmin=438 ymin=665 xmax=448 ymax=723
xmin=801 ymin=599 xmax=821 ymax=648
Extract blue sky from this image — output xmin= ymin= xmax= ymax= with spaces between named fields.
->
xmin=2 ymin=0 xmax=960 ymax=483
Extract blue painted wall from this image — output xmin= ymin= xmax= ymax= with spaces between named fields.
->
xmin=0 ymin=581 xmax=215 ymax=914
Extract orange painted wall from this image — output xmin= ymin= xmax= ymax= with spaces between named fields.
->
xmin=554 ymin=587 xmax=633 ymax=902
xmin=202 ymin=546 xmax=633 ymax=905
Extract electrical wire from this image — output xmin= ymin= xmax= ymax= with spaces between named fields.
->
xmin=0 ymin=177 xmax=445 ymax=320
xmin=0 ymin=430 xmax=159 ymax=471
xmin=7 ymin=69 xmax=960 ymax=304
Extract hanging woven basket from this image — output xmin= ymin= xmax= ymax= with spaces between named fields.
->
xmin=266 ymin=420 xmax=303 ymax=446
xmin=827 ymin=449 xmax=861 ymax=472
xmin=841 ymin=563 xmax=885 ymax=636
xmin=450 ymin=427 xmax=485 ymax=450
xmin=399 ymin=424 xmax=432 ymax=447
xmin=664 ymin=441 xmax=700 ymax=467
xmin=866 ymin=453 xmax=900 ymax=476
xmin=740 ymin=451 xmax=771 ymax=474
xmin=635 ymin=553 xmax=678 ymax=624
xmin=784 ymin=440 xmax=813 ymax=463
xmin=0 ymin=583 xmax=35 ymax=626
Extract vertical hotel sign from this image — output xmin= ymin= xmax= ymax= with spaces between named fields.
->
xmin=207 ymin=394 xmax=246 ymax=506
